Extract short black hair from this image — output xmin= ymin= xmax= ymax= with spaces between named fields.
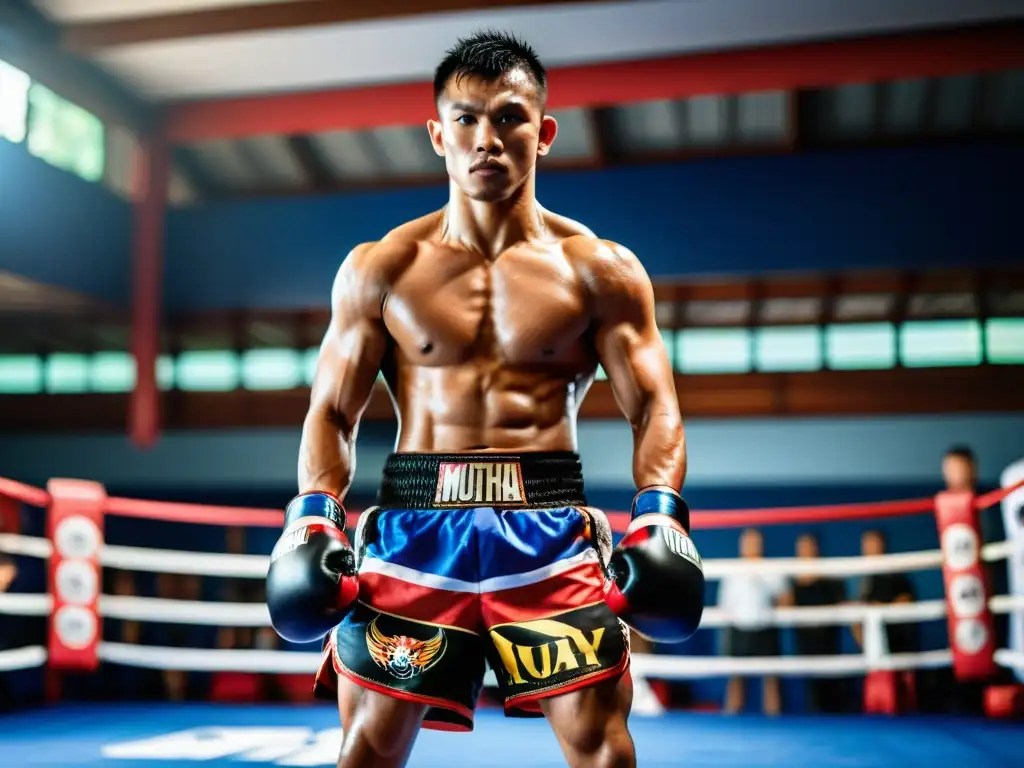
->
xmin=433 ymin=30 xmax=547 ymax=105
xmin=945 ymin=445 xmax=977 ymax=464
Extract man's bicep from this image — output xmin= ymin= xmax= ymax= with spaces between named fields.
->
xmin=308 ymin=252 xmax=387 ymax=430
xmin=592 ymin=246 xmax=676 ymax=418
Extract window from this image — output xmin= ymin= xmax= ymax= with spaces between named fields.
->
xmin=91 ymin=352 xmax=136 ymax=392
xmin=986 ymin=319 xmax=1024 ymax=364
xmin=755 ymin=326 xmax=822 ymax=372
xmin=676 ymin=328 xmax=752 ymax=373
xmin=157 ymin=355 xmax=176 ymax=390
xmin=176 ymin=351 xmax=239 ymax=391
xmin=826 ymin=323 xmax=897 ymax=370
xmin=0 ymin=60 xmax=30 ymax=143
xmin=242 ymin=348 xmax=302 ymax=390
xmin=46 ymin=354 xmax=90 ymax=393
xmin=27 ymin=83 xmax=105 ymax=182
xmin=0 ymin=355 xmax=43 ymax=393
xmin=900 ymin=320 xmax=982 ymax=367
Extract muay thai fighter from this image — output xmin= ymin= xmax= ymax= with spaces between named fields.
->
xmin=266 ymin=31 xmax=705 ymax=768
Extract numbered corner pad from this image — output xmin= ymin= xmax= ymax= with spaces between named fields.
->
xmin=285 ymin=492 xmax=346 ymax=529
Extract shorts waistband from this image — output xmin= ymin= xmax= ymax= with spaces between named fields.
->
xmin=377 ymin=451 xmax=587 ymax=509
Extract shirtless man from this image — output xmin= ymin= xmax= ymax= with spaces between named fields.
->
xmin=266 ymin=32 xmax=704 ymax=768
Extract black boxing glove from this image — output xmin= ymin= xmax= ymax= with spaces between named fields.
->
xmin=603 ymin=486 xmax=704 ymax=643
xmin=266 ymin=492 xmax=359 ymax=643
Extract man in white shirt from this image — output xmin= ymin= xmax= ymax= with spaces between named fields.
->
xmin=719 ymin=528 xmax=790 ymax=715
xmin=1001 ymin=457 xmax=1024 ymax=684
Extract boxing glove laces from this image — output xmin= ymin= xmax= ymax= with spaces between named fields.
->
xmin=603 ymin=486 xmax=704 ymax=643
xmin=266 ymin=492 xmax=360 ymax=643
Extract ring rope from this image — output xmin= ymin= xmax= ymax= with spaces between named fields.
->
xmin=3 ymin=477 xmax=1022 ymax=531
xmin=0 ymin=645 xmax=48 ymax=672
xmin=4 ymin=643 xmax=1020 ymax=680
xmin=91 ymin=643 xmax=957 ymax=678
xmin=0 ymin=533 xmax=53 ymax=559
xmin=99 ymin=595 xmax=270 ymax=626
xmin=0 ymin=478 xmax=49 ymax=507
xmin=104 ymin=496 xmax=285 ymax=528
xmin=97 ymin=642 xmax=321 ymax=674
xmin=0 ymin=592 xmax=50 ymax=616
xmin=3 ymin=593 xmax=1022 ymax=630
xmin=102 ymin=544 xmax=269 ymax=578
xmin=0 ymin=533 xmax=1013 ymax=579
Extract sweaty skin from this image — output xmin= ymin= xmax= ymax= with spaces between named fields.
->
xmin=298 ymin=206 xmax=685 ymax=499
xmin=298 ymin=60 xmax=685 ymax=768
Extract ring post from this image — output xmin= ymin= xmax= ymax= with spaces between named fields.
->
xmin=934 ymin=490 xmax=997 ymax=680
xmin=47 ymin=479 xmax=106 ymax=673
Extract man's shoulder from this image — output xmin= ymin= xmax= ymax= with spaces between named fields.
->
xmin=560 ymin=232 xmax=647 ymax=300
xmin=343 ymin=210 xmax=444 ymax=279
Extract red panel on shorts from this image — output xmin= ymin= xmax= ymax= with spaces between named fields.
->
xmin=359 ymin=570 xmax=481 ymax=633
xmin=481 ymin=560 xmax=605 ymax=627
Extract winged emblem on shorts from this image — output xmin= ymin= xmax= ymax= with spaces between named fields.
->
xmin=365 ymin=617 xmax=446 ymax=680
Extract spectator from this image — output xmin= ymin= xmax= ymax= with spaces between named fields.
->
xmin=719 ymin=528 xmax=789 ymax=716
xmin=942 ymin=445 xmax=977 ymax=494
xmin=791 ymin=533 xmax=848 ymax=713
xmin=156 ymin=573 xmax=205 ymax=701
xmin=940 ymin=445 xmax=1009 ymax=711
xmin=0 ymin=552 xmax=16 ymax=593
xmin=0 ymin=549 xmax=17 ymax=710
xmin=855 ymin=530 xmax=918 ymax=710
xmin=856 ymin=530 xmax=916 ymax=652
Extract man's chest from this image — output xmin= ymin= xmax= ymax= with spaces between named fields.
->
xmin=381 ymin=246 xmax=591 ymax=364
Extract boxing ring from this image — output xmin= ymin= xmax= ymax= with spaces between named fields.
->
xmin=2 ymin=476 xmax=1024 ymax=767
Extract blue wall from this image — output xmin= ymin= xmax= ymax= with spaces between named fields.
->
xmin=165 ymin=143 xmax=1022 ymax=311
xmin=2 ymin=414 xmax=1022 ymax=492
xmin=0 ymin=141 xmax=131 ymax=303
xmin=3 ymin=141 xmax=1019 ymax=311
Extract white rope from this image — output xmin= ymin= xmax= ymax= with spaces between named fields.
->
xmin=0 ymin=645 xmax=47 ymax=671
xmin=994 ymin=649 xmax=1024 ymax=669
xmin=90 ymin=538 xmax=1019 ymax=580
xmin=989 ymin=594 xmax=1024 ymax=614
xmin=0 ymin=533 xmax=1012 ymax=581
xmin=97 ymin=642 xmax=321 ymax=673
xmin=704 ymin=541 xmax=1010 ymax=579
xmin=699 ymin=599 xmax=946 ymax=629
xmin=0 ymin=533 xmax=52 ymax=559
xmin=0 ymin=592 xmax=51 ymax=616
xmin=2 ymin=591 xmax=1021 ymax=631
xmin=101 ymin=545 xmax=268 ymax=578
xmin=29 ymin=642 xmax=1024 ymax=681
xmin=99 ymin=595 xmax=271 ymax=626
xmin=630 ymin=650 xmax=953 ymax=679
xmin=95 ymin=643 xmax=955 ymax=679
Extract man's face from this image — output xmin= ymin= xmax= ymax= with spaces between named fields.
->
xmin=740 ymin=529 xmax=763 ymax=559
xmin=428 ymin=70 xmax=556 ymax=202
xmin=862 ymin=532 xmax=885 ymax=557
xmin=942 ymin=454 xmax=976 ymax=492
xmin=796 ymin=535 xmax=819 ymax=559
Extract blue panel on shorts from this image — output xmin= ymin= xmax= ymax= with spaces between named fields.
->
xmin=366 ymin=508 xmax=479 ymax=584
xmin=362 ymin=506 xmax=590 ymax=585
xmin=475 ymin=506 xmax=590 ymax=582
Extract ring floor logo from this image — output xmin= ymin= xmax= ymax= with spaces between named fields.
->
xmin=102 ymin=727 xmax=343 ymax=765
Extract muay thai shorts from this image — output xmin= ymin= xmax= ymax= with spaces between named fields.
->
xmin=313 ymin=451 xmax=629 ymax=731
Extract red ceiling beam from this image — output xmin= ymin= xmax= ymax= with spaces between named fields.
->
xmin=163 ymin=23 xmax=1024 ymax=144
xmin=62 ymin=0 xmax=602 ymax=52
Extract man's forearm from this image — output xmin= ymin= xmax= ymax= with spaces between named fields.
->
xmin=632 ymin=397 xmax=686 ymax=491
xmin=298 ymin=408 xmax=355 ymax=499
